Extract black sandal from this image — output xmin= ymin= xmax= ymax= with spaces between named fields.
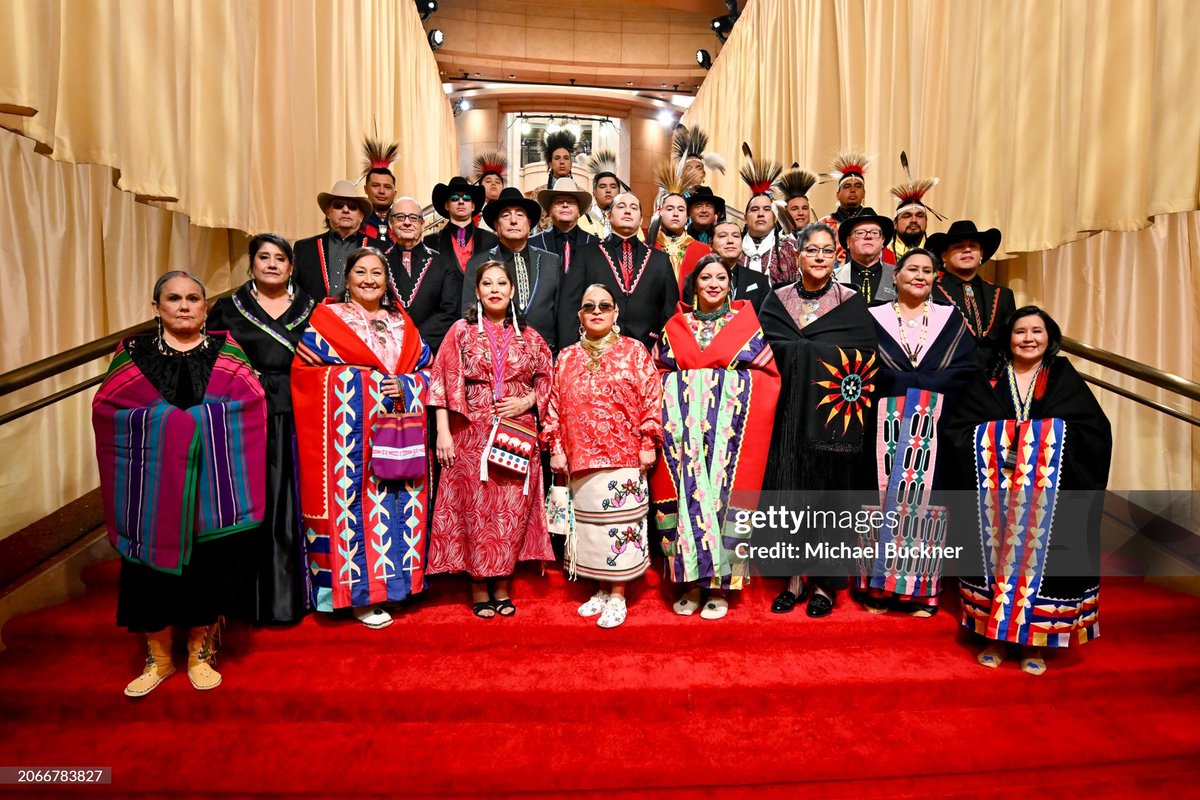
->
xmin=771 ymin=590 xmax=798 ymax=614
xmin=493 ymin=598 xmax=516 ymax=617
xmin=472 ymin=600 xmax=496 ymax=619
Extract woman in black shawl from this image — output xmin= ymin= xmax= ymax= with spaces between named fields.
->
xmin=946 ymin=306 xmax=1111 ymax=675
xmin=760 ymin=222 xmax=878 ymax=617
xmin=854 ymin=248 xmax=978 ymax=616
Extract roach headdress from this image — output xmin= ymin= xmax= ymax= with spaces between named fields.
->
xmin=889 ymin=151 xmax=945 ymax=220
xmin=738 ymin=143 xmax=782 ymax=199
xmin=472 ymin=151 xmax=508 ymax=184
xmin=672 ymin=124 xmax=726 ymax=175
xmin=361 ymin=134 xmax=399 ymax=179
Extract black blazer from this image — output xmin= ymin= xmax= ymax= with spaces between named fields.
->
xmin=460 ymin=244 xmax=566 ymax=352
xmin=385 ymin=242 xmax=462 ymax=353
xmin=681 ymin=264 xmax=771 ymax=314
xmin=423 ymin=223 xmax=497 ymax=285
xmin=293 ymin=231 xmax=381 ymax=301
xmin=561 ymin=236 xmax=678 ymax=351
xmin=528 ymin=227 xmax=599 ymax=275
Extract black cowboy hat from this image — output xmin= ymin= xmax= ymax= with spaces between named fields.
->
xmin=926 ymin=220 xmax=1002 ymax=264
xmin=482 ymin=186 xmax=544 ymax=229
xmin=685 ymin=185 xmax=726 ymax=217
xmin=431 ymin=176 xmax=485 ymax=217
xmin=837 ymin=208 xmax=895 ymax=249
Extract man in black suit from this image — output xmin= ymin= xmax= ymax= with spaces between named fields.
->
xmin=384 ymin=197 xmax=462 ymax=353
xmin=423 ymin=175 xmax=497 ymax=285
xmin=460 ymin=187 xmax=566 ymax=352
xmin=528 ymin=177 xmax=598 ymax=275
xmin=294 ymin=180 xmax=382 ymax=301
xmin=561 ymin=192 xmax=678 ymax=352
xmin=682 ymin=220 xmax=770 ymax=313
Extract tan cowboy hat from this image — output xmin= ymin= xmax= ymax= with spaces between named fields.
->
xmin=317 ymin=179 xmax=372 ymax=216
xmin=536 ymin=177 xmax=593 ymax=215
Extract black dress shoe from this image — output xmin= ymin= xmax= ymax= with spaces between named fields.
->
xmin=806 ymin=591 xmax=834 ymax=618
xmin=771 ymin=590 xmax=797 ymax=614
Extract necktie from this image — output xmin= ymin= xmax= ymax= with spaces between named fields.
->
xmin=861 ymin=266 xmax=873 ymax=303
xmin=456 ymin=226 xmax=467 ymax=249
xmin=620 ymin=239 xmax=634 ymax=292
xmin=564 ymin=241 xmax=572 ymax=273
xmin=513 ymin=251 xmax=530 ymax=310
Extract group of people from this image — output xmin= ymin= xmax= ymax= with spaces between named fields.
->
xmin=91 ymin=127 xmax=1111 ymax=698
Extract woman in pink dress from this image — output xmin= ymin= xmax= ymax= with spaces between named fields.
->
xmin=428 ymin=260 xmax=555 ymax=617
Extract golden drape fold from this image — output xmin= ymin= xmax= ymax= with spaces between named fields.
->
xmin=685 ymin=0 xmax=1200 ymax=252
xmin=0 ymin=0 xmax=458 ymax=238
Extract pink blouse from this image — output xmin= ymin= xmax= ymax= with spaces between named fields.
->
xmin=328 ymin=302 xmax=409 ymax=372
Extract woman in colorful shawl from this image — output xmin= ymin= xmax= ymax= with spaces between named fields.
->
xmin=853 ymin=248 xmax=977 ymax=617
xmin=428 ymin=260 xmax=555 ymax=618
xmin=544 ymin=284 xmax=662 ymax=628
xmin=93 ymin=271 xmax=267 ymax=697
xmin=759 ymin=222 xmax=878 ymax=618
xmin=292 ymin=247 xmax=432 ymax=630
xmin=208 ymin=233 xmax=315 ymax=624
xmin=946 ymin=307 xmax=1111 ymax=675
xmin=652 ymin=254 xmax=780 ymax=619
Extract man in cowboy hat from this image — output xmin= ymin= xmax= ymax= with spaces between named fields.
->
xmin=460 ymin=186 xmax=566 ymax=352
xmin=562 ymin=192 xmax=678 ymax=351
xmin=833 ymin=209 xmax=897 ymax=305
xmin=686 ymin=186 xmax=726 ymax=244
xmin=384 ymin=196 xmax=461 ymax=353
xmin=929 ymin=220 xmax=1016 ymax=353
xmin=529 ymin=177 xmax=598 ymax=275
xmin=294 ymin=179 xmax=382 ymax=301
xmin=423 ymin=175 xmax=498 ymax=285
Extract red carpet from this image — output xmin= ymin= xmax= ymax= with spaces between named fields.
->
xmin=1 ymin=559 xmax=1199 ymax=797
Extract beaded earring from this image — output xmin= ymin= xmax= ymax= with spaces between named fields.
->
xmin=286 ymin=277 xmax=295 ymax=300
xmin=612 ymin=323 xmax=621 ymax=335
xmin=476 ymin=300 xmax=485 ymax=337
xmin=155 ymin=317 xmax=168 ymax=355
xmin=511 ymin=298 xmax=522 ymax=340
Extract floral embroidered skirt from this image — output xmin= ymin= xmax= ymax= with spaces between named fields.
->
xmin=567 ymin=468 xmax=650 ymax=583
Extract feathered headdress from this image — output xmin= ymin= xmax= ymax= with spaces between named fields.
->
xmin=671 ymin=124 xmax=726 ymax=175
xmin=472 ymin=151 xmax=508 ymax=183
xmin=653 ymin=158 xmax=705 ymax=198
xmin=774 ymin=164 xmax=820 ymax=201
xmin=889 ymin=151 xmax=945 ymax=220
xmin=361 ymin=134 xmax=398 ymax=179
xmin=825 ymin=149 xmax=875 ymax=188
xmin=739 ymin=143 xmax=781 ymax=198
xmin=541 ymin=130 xmax=579 ymax=165
xmin=587 ymin=149 xmax=630 ymax=191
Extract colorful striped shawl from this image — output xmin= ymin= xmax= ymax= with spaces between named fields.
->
xmin=92 ymin=339 xmax=267 ymax=574
xmin=292 ymin=302 xmax=432 ymax=611
xmin=650 ymin=301 xmax=781 ymax=587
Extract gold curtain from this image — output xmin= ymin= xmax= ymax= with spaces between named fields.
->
xmin=686 ymin=0 xmax=1200 ymax=491
xmin=0 ymin=0 xmax=458 ymax=238
xmin=0 ymin=1 xmax=458 ymax=537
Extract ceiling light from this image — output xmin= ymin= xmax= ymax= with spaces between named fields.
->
xmin=657 ymin=110 xmax=675 ymax=128
xmin=458 ymin=98 xmax=471 ymax=112
xmin=427 ymin=28 xmax=444 ymax=50
xmin=696 ymin=49 xmax=713 ymax=70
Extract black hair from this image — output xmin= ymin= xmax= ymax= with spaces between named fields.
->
xmin=894 ymin=246 xmax=938 ymax=272
xmin=365 ymin=167 xmax=396 ymax=184
xmin=248 ymin=233 xmax=294 ymax=268
xmin=464 ymin=259 xmax=529 ymax=327
xmin=343 ymin=246 xmax=397 ymax=308
xmin=795 ymin=221 xmax=837 ymax=252
xmin=689 ymin=253 xmax=735 ymax=296
xmin=743 ymin=193 xmax=777 ymax=216
xmin=987 ymin=305 xmax=1063 ymax=378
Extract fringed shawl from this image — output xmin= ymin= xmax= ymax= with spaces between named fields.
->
xmin=92 ymin=339 xmax=267 ymax=574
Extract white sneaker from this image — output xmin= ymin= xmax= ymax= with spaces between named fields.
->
xmin=597 ymin=595 xmax=628 ymax=629
xmin=577 ymin=590 xmax=611 ymax=618
xmin=700 ymin=596 xmax=728 ymax=620
xmin=352 ymin=606 xmax=393 ymax=629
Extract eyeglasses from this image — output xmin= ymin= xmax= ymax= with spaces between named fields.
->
xmin=852 ymin=229 xmax=883 ymax=240
xmin=802 ymin=247 xmax=837 ymax=257
xmin=329 ymin=200 xmax=359 ymax=211
xmin=448 ymin=193 xmax=473 ymax=202
xmin=390 ymin=213 xmax=422 ymax=223
xmin=580 ymin=301 xmax=616 ymax=313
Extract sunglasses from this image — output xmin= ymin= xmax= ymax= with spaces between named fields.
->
xmin=330 ymin=200 xmax=359 ymax=211
xmin=580 ymin=301 xmax=616 ymax=313
xmin=448 ymin=193 xmax=473 ymax=202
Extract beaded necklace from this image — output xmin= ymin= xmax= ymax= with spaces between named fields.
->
xmin=796 ymin=278 xmax=835 ymax=326
xmin=893 ymin=299 xmax=930 ymax=367
xmin=1006 ymin=363 xmax=1041 ymax=422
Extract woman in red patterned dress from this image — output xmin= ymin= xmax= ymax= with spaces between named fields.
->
xmin=428 ymin=261 xmax=555 ymax=617
xmin=544 ymin=284 xmax=662 ymax=629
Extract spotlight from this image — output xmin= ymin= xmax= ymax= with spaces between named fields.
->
xmin=657 ymin=109 xmax=675 ymax=128
xmin=711 ymin=15 xmax=736 ymax=43
xmin=696 ymin=49 xmax=713 ymax=70
xmin=458 ymin=98 xmax=471 ymax=112
xmin=427 ymin=28 xmax=444 ymax=50
xmin=416 ymin=0 xmax=438 ymax=22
